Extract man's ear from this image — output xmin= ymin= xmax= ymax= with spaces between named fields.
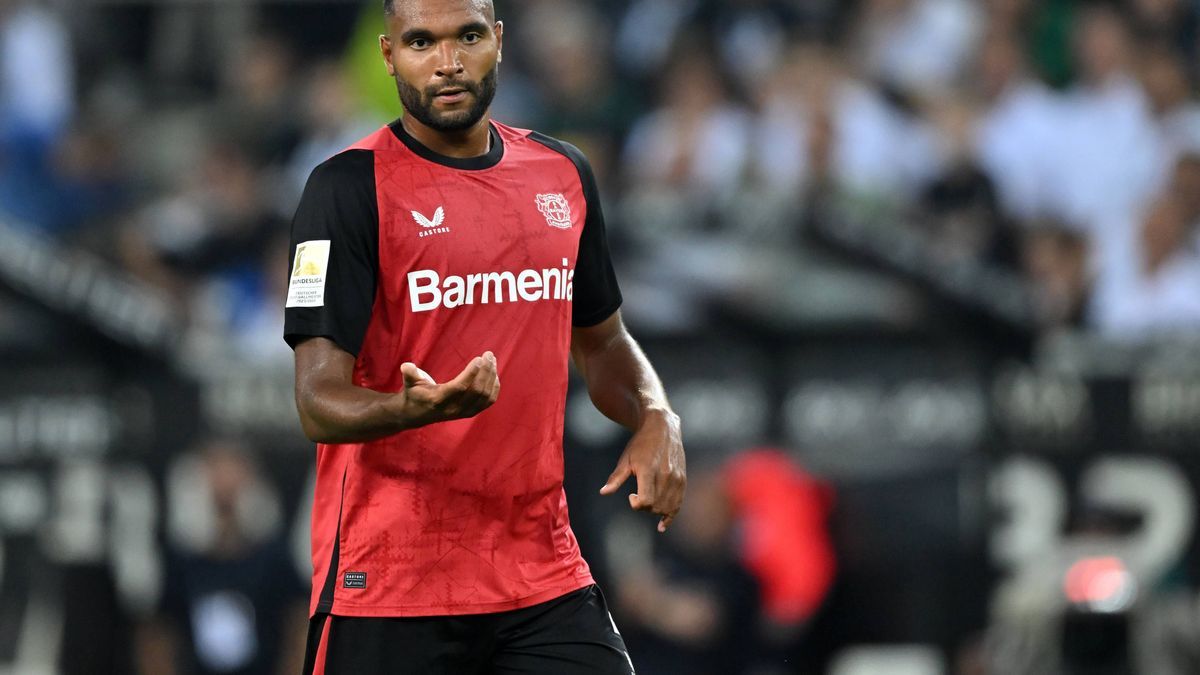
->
xmin=379 ymin=35 xmax=396 ymax=76
xmin=495 ymin=21 xmax=503 ymax=63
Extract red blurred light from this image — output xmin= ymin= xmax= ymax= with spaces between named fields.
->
xmin=1064 ymin=556 xmax=1133 ymax=609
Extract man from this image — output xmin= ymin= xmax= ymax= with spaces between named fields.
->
xmin=283 ymin=1 xmax=685 ymax=672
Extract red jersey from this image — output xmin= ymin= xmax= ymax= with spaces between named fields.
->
xmin=283 ymin=120 xmax=622 ymax=617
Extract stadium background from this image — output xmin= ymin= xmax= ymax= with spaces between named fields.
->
xmin=3 ymin=0 xmax=1200 ymax=673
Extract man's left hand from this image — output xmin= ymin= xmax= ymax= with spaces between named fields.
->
xmin=599 ymin=409 xmax=685 ymax=532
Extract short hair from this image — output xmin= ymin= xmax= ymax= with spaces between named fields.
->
xmin=383 ymin=0 xmax=494 ymax=20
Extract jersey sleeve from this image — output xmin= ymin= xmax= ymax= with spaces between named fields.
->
xmin=561 ymin=144 xmax=624 ymax=326
xmin=527 ymin=132 xmax=623 ymax=326
xmin=283 ymin=149 xmax=379 ymax=356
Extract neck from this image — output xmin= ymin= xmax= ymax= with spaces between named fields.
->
xmin=400 ymin=115 xmax=492 ymax=159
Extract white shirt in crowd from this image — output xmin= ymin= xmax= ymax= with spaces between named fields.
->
xmin=623 ymin=104 xmax=752 ymax=200
xmin=1048 ymin=76 xmax=1167 ymax=229
xmin=862 ymin=0 xmax=983 ymax=94
xmin=0 ymin=4 xmax=74 ymax=138
xmin=753 ymin=79 xmax=942 ymax=199
xmin=1090 ymin=213 xmax=1200 ymax=338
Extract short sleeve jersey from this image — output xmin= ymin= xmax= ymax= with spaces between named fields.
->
xmin=284 ymin=120 xmax=621 ymax=618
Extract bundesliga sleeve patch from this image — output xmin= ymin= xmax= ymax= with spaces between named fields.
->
xmin=286 ymin=240 xmax=332 ymax=308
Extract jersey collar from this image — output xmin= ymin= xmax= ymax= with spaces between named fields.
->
xmin=388 ymin=118 xmax=504 ymax=171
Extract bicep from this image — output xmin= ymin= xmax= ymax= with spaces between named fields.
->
xmin=570 ymin=310 xmax=624 ymax=371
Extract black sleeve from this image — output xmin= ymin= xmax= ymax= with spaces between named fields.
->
xmin=528 ymin=133 xmax=623 ymax=326
xmin=283 ymin=150 xmax=379 ymax=356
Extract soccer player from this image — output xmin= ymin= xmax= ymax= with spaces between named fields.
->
xmin=283 ymin=0 xmax=686 ymax=672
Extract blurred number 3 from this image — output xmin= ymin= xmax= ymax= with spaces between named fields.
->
xmin=990 ymin=455 xmax=1193 ymax=615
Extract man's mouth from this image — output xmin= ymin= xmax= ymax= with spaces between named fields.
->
xmin=434 ymin=87 xmax=469 ymax=104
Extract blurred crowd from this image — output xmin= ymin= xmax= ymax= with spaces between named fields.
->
xmin=2 ymin=0 xmax=1200 ymax=361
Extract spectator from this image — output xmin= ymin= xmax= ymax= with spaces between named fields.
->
xmin=755 ymin=41 xmax=942 ymax=209
xmin=619 ymin=48 xmax=751 ymax=241
xmin=1091 ymin=197 xmax=1200 ymax=338
xmin=281 ymin=60 xmax=378 ymax=210
xmin=1139 ymin=46 xmax=1200 ymax=159
xmin=853 ymin=0 xmax=983 ymax=96
xmin=192 ymin=231 xmax=293 ymax=366
xmin=1019 ymin=219 xmax=1091 ymax=329
xmin=739 ymin=42 xmax=834 ymax=244
xmin=750 ymin=43 xmax=834 ymax=198
xmin=696 ymin=0 xmax=802 ymax=90
xmin=612 ymin=449 xmax=837 ymax=675
xmin=522 ymin=0 xmax=635 ymax=180
xmin=1047 ymin=5 xmax=1164 ymax=230
xmin=137 ymin=439 xmax=307 ymax=675
xmin=611 ymin=468 xmax=763 ymax=675
xmin=119 ymin=138 xmax=283 ymax=305
xmin=1169 ymin=154 xmax=1200 ymax=234
xmin=982 ymin=0 xmax=1031 ymax=35
xmin=919 ymin=93 xmax=1013 ymax=267
xmin=613 ymin=0 xmax=697 ymax=79
xmin=828 ymin=72 xmax=943 ymax=202
xmin=0 ymin=0 xmax=73 ymax=143
xmin=214 ymin=33 xmax=300 ymax=167
xmin=0 ymin=0 xmax=78 ymax=232
xmin=723 ymin=449 xmax=836 ymax=631
xmin=972 ymin=27 xmax=1061 ymax=222
xmin=1127 ymin=0 xmax=1198 ymax=58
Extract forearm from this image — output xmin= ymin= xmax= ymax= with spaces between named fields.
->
xmin=293 ymin=336 xmax=414 ymax=443
xmin=295 ymin=375 xmax=409 ymax=444
xmin=293 ymin=337 xmax=500 ymax=444
xmin=577 ymin=314 xmax=686 ymax=531
xmin=573 ymin=329 xmax=674 ymax=431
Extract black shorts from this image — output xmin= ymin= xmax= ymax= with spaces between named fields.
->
xmin=301 ymin=584 xmax=634 ymax=674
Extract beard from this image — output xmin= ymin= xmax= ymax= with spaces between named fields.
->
xmin=395 ymin=65 xmax=499 ymax=133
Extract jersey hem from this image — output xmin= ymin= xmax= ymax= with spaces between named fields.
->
xmin=573 ymin=299 xmax=623 ymax=328
xmin=284 ymin=329 xmax=361 ymax=357
xmin=319 ymin=575 xmax=595 ymax=618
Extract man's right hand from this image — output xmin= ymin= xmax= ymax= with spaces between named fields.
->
xmin=393 ymin=352 xmax=501 ymax=428
xmin=293 ymin=337 xmax=500 ymax=444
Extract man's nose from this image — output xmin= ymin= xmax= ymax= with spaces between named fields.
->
xmin=434 ymin=42 xmax=464 ymax=78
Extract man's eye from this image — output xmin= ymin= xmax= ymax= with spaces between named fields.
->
xmin=462 ymin=33 xmax=481 ymax=44
xmin=411 ymin=38 xmax=431 ymax=49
